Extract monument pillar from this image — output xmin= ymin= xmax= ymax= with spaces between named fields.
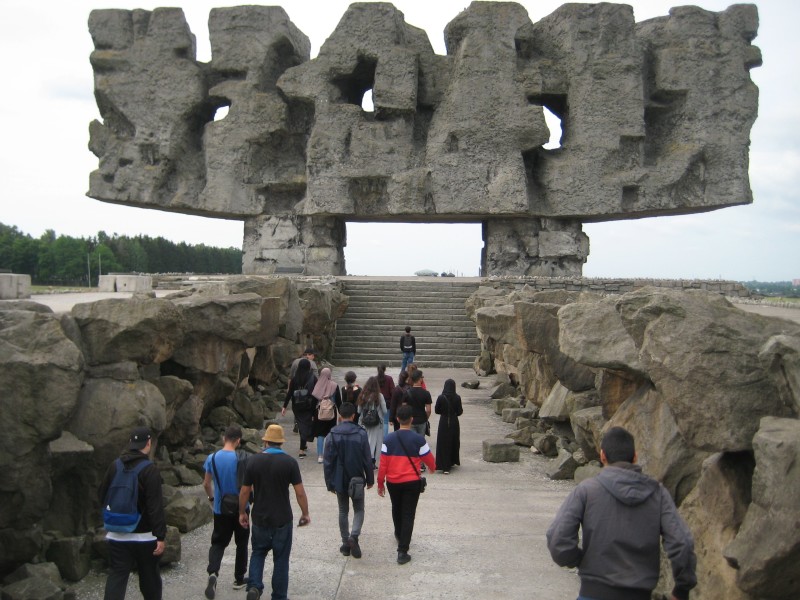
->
xmin=243 ymin=215 xmax=346 ymax=276
xmin=482 ymin=218 xmax=588 ymax=277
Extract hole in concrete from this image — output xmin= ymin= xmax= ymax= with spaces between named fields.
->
xmin=344 ymin=222 xmax=483 ymax=276
xmin=362 ymin=89 xmax=374 ymax=113
xmin=529 ymin=93 xmax=567 ymax=149
xmin=332 ymin=56 xmax=377 ymax=107
xmin=213 ymin=105 xmax=229 ymax=121
xmin=542 ymin=106 xmax=562 ymax=149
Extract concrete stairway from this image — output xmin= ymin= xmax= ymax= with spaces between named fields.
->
xmin=332 ymin=278 xmax=482 ymax=368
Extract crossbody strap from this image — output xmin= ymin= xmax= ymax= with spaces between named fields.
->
xmin=396 ymin=433 xmax=422 ymax=480
xmin=210 ymin=451 xmax=223 ymax=493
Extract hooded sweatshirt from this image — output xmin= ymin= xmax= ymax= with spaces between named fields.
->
xmin=98 ymin=450 xmax=167 ymax=542
xmin=323 ymin=421 xmax=375 ymax=494
xmin=546 ymin=463 xmax=696 ymax=600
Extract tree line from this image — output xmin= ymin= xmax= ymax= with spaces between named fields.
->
xmin=0 ymin=223 xmax=242 ymax=286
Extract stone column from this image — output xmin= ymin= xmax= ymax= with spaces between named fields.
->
xmin=242 ymin=215 xmax=345 ymax=276
xmin=482 ymin=218 xmax=589 ymax=277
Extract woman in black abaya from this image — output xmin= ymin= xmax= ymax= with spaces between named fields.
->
xmin=434 ymin=378 xmax=463 ymax=474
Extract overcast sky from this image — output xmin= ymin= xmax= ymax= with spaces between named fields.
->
xmin=1 ymin=0 xmax=796 ymax=280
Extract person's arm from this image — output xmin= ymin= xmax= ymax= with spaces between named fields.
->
xmin=425 ymin=393 xmax=432 ymax=419
xmin=376 ymin=449 xmax=388 ymax=496
xmin=455 ymin=396 xmax=463 ymax=417
xmin=420 ymin=443 xmax=436 ymax=472
xmin=323 ymin=434 xmax=337 ymax=491
xmin=361 ymin=432 xmax=375 ymax=487
xmin=239 ymin=484 xmax=252 ymax=528
xmin=399 ymin=336 xmax=404 ymax=352
xmin=203 ymin=471 xmax=214 ymax=503
xmin=546 ymin=487 xmax=586 ymax=568
xmin=435 ymin=395 xmax=443 ymax=415
xmin=412 ymin=336 xmax=416 ymax=354
xmin=143 ymin=463 xmax=167 ymax=543
xmin=333 ymin=386 xmax=342 ymax=408
xmin=282 ymin=380 xmax=294 ymax=414
xmin=660 ymin=487 xmax=697 ymax=600
xmin=293 ymin=483 xmax=310 ymax=525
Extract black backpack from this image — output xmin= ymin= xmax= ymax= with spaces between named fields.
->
xmin=102 ymin=458 xmax=151 ymax=532
xmin=403 ymin=334 xmax=414 ymax=352
xmin=362 ymin=402 xmax=381 ymax=427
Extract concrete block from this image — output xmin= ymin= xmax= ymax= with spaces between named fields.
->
xmin=0 ymin=273 xmax=31 ymax=299
xmin=482 ymin=438 xmax=520 ymax=463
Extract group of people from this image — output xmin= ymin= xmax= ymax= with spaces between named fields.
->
xmin=98 ymin=334 xmax=696 ymax=600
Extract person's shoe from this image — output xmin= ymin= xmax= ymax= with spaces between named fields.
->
xmin=397 ymin=551 xmax=411 ymax=565
xmin=348 ymin=536 xmax=362 ymax=559
xmin=443 ymin=470 xmax=450 ymax=475
xmin=339 ymin=542 xmax=351 ymax=556
xmin=204 ymin=574 xmax=217 ymax=599
xmin=420 ymin=464 xmax=427 ymax=472
xmin=317 ymin=456 xmax=323 ymax=464
xmin=298 ymin=450 xmax=306 ymax=458
xmin=246 ymin=587 xmax=261 ymax=600
xmin=232 ymin=579 xmax=247 ymax=590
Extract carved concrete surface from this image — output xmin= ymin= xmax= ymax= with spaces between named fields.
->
xmin=87 ymin=2 xmax=761 ymax=276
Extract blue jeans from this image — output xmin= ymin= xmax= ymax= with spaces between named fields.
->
xmin=336 ymin=491 xmax=365 ymax=541
xmin=248 ymin=521 xmax=292 ymax=600
xmin=401 ymin=351 xmax=414 ymax=373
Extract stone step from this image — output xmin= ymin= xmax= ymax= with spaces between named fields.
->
xmin=332 ymin=278 xmax=481 ymax=367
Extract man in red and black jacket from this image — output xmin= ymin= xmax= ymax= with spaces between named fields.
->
xmin=377 ymin=405 xmax=435 ymax=565
xmin=98 ymin=426 xmax=166 ymax=600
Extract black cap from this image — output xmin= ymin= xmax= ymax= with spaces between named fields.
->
xmin=128 ymin=426 xmax=152 ymax=450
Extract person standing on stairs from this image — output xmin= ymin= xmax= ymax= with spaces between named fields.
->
xmin=399 ymin=326 xmax=416 ymax=374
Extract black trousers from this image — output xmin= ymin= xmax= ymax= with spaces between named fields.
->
xmin=104 ymin=539 xmax=162 ymax=600
xmin=387 ymin=480 xmax=422 ymax=553
xmin=207 ymin=512 xmax=250 ymax=582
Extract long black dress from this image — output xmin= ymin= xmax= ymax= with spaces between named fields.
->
xmin=434 ymin=390 xmax=463 ymax=472
xmin=284 ymin=374 xmax=317 ymax=452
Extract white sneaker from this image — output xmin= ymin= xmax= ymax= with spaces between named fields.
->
xmin=317 ymin=456 xmax=323 ymax=463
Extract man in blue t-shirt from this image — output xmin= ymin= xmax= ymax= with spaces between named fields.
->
xmin=239 ymin=424 xmax=310 ymax=600
xmin=202 ymin=425 xmax=249 ymax=598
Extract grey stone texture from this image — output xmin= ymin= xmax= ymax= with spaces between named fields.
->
xmin=467 ymin=283 xmax=800 ymax=599
xmin=87 ymin=3 xmax=760 ymax=277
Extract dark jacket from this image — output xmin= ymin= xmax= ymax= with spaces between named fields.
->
xmin=399 ymin=334 xmax=416 ymax=354
xmin=98 ymin=450 xmax=167 ymax=541
xmin=323 ymin=421 xmax=375 ymax=494
xmin=546 ymin=463 xmax=696 ymax=600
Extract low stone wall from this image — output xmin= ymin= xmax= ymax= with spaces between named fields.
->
xmin=484 ymin=276 xmax=752 ymax=297
xmin=97 ymin=274 xmax=153 ymax=292
xmin=0 ymin=273 xmax=31 ymax=299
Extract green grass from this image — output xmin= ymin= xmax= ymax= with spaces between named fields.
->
xmin=30 ymin=285 xmax=97 ymax=294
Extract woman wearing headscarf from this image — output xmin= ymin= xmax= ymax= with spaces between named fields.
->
xmin=311 ymin=367 xmax=342 ymax=463
xmin=356 ymin=376 xmax=387 ymax=468
xmin=389 ymin=370 xmax=410 ymax=431
xmin=282 ymin=358 xmax=318 ymax=458
xmin=434 ymin=379 xmax=463 ymax=474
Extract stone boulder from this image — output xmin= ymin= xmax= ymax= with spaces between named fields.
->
xmin=165 ymin=493 xmax=212 ymax=533
xmin=45 ymin=432 xmax=95 ymax=537
xmin=44 ymin=535 xmax=90 ymax=582
xmin=482 ymin=439 xmax=519 ymax=463
xmin=0 ymin=307 xmax=84 ymax=537
xmin=608 ymin=386 xmax=709 ymax=504
xmin=546 ymin=449 xmax=579 ymax=480
xmin=616 ymin=289 xmax=799 ymax=451
xmin=71 ymin=297 xmax=185 ymax=365
xmin=660 ymin=452 xmax=754 ymax=600
xmin=66 ymin=378 xmax=167 ymax=473
xmin=570 ymin=406 xmax=606 ymax=461
xmin=724 ymin=417 xmax=800 ymax=598
xmin=0 ymin=576 xmax=64 ymax=600
xmin=3 ymin=562 xmax=64 ymax=589
xmin=759 ymin=334 xmax=800 ymax=417
xmin=515 ymin=301 xmax=595 ymax=392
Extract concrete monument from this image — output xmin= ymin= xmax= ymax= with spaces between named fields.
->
xmin=87 ymin=2 xmax=760 ymax=276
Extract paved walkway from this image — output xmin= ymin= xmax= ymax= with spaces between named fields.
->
xmin=72 ymin=367 xmax=580 ymax=599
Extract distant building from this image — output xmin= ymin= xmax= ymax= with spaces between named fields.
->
xmin=793 ymin=279 xmax=800 ymax=287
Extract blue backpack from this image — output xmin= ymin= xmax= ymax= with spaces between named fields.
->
xmin=102 ymin=458 xmax=151 ymax=532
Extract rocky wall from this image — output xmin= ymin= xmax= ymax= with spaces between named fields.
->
xmin=468 ymin=284 xmax=800 ymax=599
xmin=0 ymin=277 xmax=347 ymax=586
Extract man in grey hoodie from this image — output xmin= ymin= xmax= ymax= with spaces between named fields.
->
xmin=323 ymin=402 xmax=375 ymax=559
xmin=546 ymin=427 xmax=697 ymax=600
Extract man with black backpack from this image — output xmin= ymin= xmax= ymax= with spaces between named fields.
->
xmin=202 ymin=425 xmax=250 ymax=598
xmin=399 ymin=326 xmax=416 ymax=374
xmin=98 ymin=426 xmax=166 ymax=600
